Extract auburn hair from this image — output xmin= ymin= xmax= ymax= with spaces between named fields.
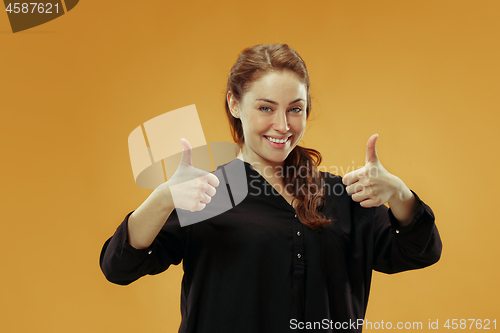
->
xmin=224 ymin=43 xmax=332 ymax=229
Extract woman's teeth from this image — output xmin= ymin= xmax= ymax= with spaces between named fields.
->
xmin=265 ymin=136 xmax=289 ymax=144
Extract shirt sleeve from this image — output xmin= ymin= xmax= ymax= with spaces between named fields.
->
xmin=99 ymin=210 xmax=185 ymax=285
xmin=372 ymin=190 xmax=442 ymax=274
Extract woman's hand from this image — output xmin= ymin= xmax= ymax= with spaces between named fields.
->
xmin=128 ymin=138 xmax=220 ymax=249
xmin=342 ymin=134 xmax=419 ymax=226
xmin=159 ymin=138 xmax=220 ymax=212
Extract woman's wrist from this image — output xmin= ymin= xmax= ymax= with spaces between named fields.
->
xmin=387 ymin=176 xmax=420 ymax=227
xmin=153 ymin=185 xmax=176 ymax=213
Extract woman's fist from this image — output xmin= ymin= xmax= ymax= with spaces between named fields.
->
xmin=159 ymin=138 xmax=220 ymax=212
xmin=343 ymin=134 xmax=400 ymax=208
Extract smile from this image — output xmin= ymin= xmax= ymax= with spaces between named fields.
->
xmin=264 ymin=136 xmax=291 ymax=144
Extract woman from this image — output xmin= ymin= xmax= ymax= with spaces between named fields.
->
xmin=100 ymin=44 xmax=442 ymax=332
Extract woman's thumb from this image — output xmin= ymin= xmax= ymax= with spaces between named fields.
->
xmin=179 ymin=138 xmax=193 ymax=166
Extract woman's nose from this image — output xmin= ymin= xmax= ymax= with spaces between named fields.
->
xmin=272 ymin=110 xmax=290 ymax=133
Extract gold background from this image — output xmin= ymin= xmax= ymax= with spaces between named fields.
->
xmin=1 ymin=0 xmax=498 ymax=331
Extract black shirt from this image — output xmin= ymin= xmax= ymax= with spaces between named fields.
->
xmin=100 ymin=160 xmax=442 ymax=332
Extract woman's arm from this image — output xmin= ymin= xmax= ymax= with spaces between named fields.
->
xmin=100 ymin=139 xmax=220 ymax=284
xmin=127 ymin=186 xmax=175 ymax=249
xmin=370 ymin=193 xmax=442 ymax=274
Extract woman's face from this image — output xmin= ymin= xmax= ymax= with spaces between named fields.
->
xmin=228 ymin=69 xmax=308 ymax=168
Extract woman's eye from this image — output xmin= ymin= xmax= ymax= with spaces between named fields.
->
xmin=290 ymin=107 xmax=302 ymax=113
xmin=259 ymin=106 xmax=272 ymax=112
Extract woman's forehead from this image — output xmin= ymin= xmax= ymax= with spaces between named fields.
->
xmin=243 ymin=71 xmax=307 ymax=102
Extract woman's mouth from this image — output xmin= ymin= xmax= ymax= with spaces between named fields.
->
xmin=264 ymin=135 xmax=291 ymax=146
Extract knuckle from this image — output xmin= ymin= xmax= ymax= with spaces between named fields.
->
xmin=211 ymin=174 xmax=220 ymax=186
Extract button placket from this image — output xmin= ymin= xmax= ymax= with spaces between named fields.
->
xmin=292 ymin=212 xmax=305 ymax=275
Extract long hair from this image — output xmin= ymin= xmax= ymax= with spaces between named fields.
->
xmin=225 ymin=43 xmax=332 ymax=229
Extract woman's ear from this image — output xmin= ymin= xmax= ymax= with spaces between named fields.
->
xmin=227 ymin=92 xmax=239 ymax=118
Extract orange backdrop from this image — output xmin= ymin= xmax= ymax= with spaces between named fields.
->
xmin=1 ymin=0 xmax=499 ymax=332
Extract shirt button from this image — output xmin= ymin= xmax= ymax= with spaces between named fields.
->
xmin=297 ymin=231 xmax=301 ymax=236
xmin=148 ymin=250 xmax=153 ymax=254
xmin=395 ymin=230 xmax=400 ymax=234
xmin=297 ymin=253 xmax=302 ymax=258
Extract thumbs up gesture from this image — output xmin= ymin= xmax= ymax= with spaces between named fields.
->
xmin=161 ymin=138 xmax=220 ymax=212
xmin=342 ymin=134 xmax=399 ymax=208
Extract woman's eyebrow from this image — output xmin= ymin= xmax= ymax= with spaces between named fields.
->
xmin=255 ymin=98 xmax=305 ymax=105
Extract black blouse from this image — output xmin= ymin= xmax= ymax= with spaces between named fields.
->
xmin=100 ymin=160 xmax=442 ymax=333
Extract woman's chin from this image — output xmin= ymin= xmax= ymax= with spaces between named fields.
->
xmin=262 ymin=152 xmax=290 ymax=165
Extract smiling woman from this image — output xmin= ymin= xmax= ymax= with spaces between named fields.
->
xmin=226 ymin=44 xmax=332 ymax=228
xmin=99 ymin=43 xmax=442 ymax=333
